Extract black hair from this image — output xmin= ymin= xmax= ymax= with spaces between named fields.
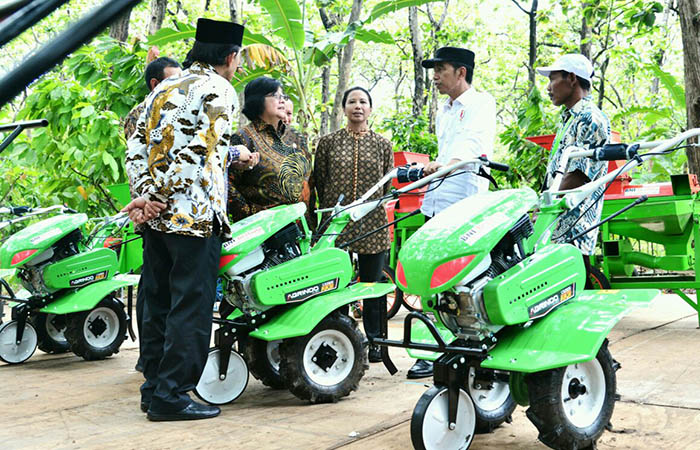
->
xmin=187 ymin=41 xmax=241 ymax=68
xmin=144 ymin=57 xmax=182 ymax=91
xmin=242 ymin=76 xmax=283 ymax=121
xmin=449 ymin=62 xmax=474 ymax=84
xmin=341 ymin=86 xmax=373 ymax=108
xmin=559 ymin=71 xmax=591 ymax=91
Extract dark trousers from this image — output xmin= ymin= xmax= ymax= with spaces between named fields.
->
xmin=358 ymin=251 xmax=387 ymax=341
xmin=139 ymin=226 xmax=221 ymax=412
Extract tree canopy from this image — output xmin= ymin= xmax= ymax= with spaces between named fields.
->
xmin=0 ymin=0 xmax=692 ymax=215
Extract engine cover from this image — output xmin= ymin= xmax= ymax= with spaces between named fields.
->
xmin=250 ymin=247 xmax=352 ymax=307
xmin=42 ymin=247 xmax=118 ymax=290
xmin=482 ymin=243 xmax=586 ymax=325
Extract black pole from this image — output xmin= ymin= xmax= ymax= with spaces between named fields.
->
xmin=0 ymin=0 xmax=143 ymax=107
xmin=0 ymin=0 xmax=71 ymax=47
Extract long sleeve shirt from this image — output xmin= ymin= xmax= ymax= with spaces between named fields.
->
xmin=125 ymin=62 xmax=233 ymax=238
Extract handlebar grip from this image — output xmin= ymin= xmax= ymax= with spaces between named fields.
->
xmin=487 ymin=161 xmax=510 ymax=172
xmin=10 ymin=206 xmax=31 ymax=215
xmin=592 ymin=143 xmax=639 ymax=161
xmin=396 ymin=164 xmax=424 ymax=183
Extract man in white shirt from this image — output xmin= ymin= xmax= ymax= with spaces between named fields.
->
xmin=407 ymin=46 xmax=497 ymax=379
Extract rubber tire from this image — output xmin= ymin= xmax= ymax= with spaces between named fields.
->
xmin=467 ymin=369 xmax=517 ymax=434
xmin=410 ymin=385 xmax=476 ymax=450
xmin=588 ymin=267 xmax=611 ymax=289
xmin=279 ymin=311 xmax=368 ymax=404
xmin=525 ymin=341 xmax=616 ymax=450
xmin=32 ymin=313 xmax=70 ymax=354
xmin=65 ymin=296 xmax=127 ymax=361
xmin=241 ymin=337 xmax=285 ymax=389
xmin=382 ymin=265 xmax=402 ymax=320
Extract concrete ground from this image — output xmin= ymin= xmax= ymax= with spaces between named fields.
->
xmin=1 ymin=293 xmax=699 ymax=449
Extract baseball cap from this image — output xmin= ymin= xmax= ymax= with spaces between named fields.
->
xmin=536 ymin=54 xmax=594 ymax=82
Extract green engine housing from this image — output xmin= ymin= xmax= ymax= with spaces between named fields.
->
xmin=42 ymin=247 xmax=118 ymax=290
xmin=250 ymin=247 xmax=353 ymax=307
xmin=483 ymin=243 xmax=586 ymax=325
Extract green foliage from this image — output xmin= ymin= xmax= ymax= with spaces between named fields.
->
xmin=497 ymin=88 xmax=558 ymax=189
xmin=0 ymin=37 xmax=146 ymax=215
xmin=379 ymin=112 xmax=438 ymax=159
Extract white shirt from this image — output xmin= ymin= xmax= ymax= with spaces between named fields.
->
xmin=421 ymin=87 xmax=497 ymax=217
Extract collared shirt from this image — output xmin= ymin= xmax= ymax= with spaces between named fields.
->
xmin=546 ymin=95 xmax=611 ymax=255
xmin=421 ymin=87 xmax=497 ymax=217
xmin=125 ymin=62 xmax=233 ymax=239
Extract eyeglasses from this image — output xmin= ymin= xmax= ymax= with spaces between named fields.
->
xmin=266 ymin=93 xmax=289 ymax=101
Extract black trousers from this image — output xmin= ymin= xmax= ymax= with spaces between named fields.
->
xmin=139 ymin=226 xmax=221 ymax=412
xmin=358 ymin=251 xmax=387 ymax=341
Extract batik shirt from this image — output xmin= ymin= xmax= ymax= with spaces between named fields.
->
xmin=546 ymin=95 xmax=611 ymax=255
xmin=314 ymin=128 xmax=394 ymax=254
xmin=125 ymin=62 xmax=233 ymax=239
xmin=123 ymin=101 xmax=145 ymax=140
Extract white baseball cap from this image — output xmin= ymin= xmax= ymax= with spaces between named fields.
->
xmin=536 ymin=54 xmax=594 ymax=82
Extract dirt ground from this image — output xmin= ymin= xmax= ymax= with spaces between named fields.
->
xmin=1 ymin=293 xmax=700 ymax=450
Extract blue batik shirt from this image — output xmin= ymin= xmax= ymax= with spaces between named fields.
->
xmin=546 ymin=95 xmax=611 ymax=255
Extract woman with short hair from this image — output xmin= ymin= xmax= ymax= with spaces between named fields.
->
xmin=314 ymin=86 xmax=394 ymax=363
xmin=227 ymin=77 xmax=314 ymax=227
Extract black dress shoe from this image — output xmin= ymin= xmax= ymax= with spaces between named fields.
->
xmin=147 ymin=401 xmax=221 ymax=422
xmin=140 ymin=402 xmax=149 ymax=413
xmin=407 ymin=359 xmax=433 ymax=379
xmin=368 ymin=344 xmax=382 ymax=363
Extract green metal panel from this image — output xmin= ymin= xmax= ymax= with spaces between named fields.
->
xmin=39 ymin=278 xmax=135 ymax=314
xmin=42 ymin=247 xmax=118 ymax=290
xmin=118 ymin=230 xmax=143 ymax=274
xmin=481 ymin=289 xmax=659 ymax=373
xmin=389 ymin=212 xmax=425 ymax=270
xmin=250 ymin=247 xmax=353 ymax=307
xmin=0 ymin=214 xmax=87 ymax=268
xmin=249 ymin=282 xmax=395 ymax=340
xmin=223 ymin=203 xmax=306 ymax=255
xmin=397 ymin=188 xmax=538 ymax=297
xmin=483 ymin=244 xmax=586 ymax=325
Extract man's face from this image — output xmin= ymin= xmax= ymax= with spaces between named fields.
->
xmin=284 ymin=100 xmax=293 ymax=125
xmin=547 ymin=71 xmax=574 ymax=107
xmin=432 ymin=62 xmax=463 ymax=95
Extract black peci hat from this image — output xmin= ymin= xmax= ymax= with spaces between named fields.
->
xmin=422 ymin=47 xmax=475 ymax=69
xmin=195 ymin=18 xmax=244 ymax=46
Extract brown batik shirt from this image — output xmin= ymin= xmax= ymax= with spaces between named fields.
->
xmin=314 ymin=128 xmax=394 ymax=254
xmin=228 ymin=120 xmax=315 ymax=228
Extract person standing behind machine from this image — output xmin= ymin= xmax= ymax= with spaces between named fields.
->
xmin=123 ymin=18 xmax=252 ymax=422
xmin=407 ymin=46 xmax=497 ymax=380
xmin=314 ymin=87 xmax=394 ymax=364
xmin=537 ymin=54 xmax=610 ymax=286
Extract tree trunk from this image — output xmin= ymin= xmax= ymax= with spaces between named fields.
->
xmin=408 ymin=6 xmax=425 ymax=117
xmin=679 ymin=0 xmax=700 ymax=174
xmin=229 ymin=0 xmax=239 ymax=23
xmin=329 ymin=0 xmax=363 ymax=132
xmin=580 ymin=4 xmax=592 ymax=59
xmin=320 ymin=66 xmax=331 ymax=136
xmin=596 ymin=56 xmax=609 ymax=109
xmin=148 ymin=0 xmax=167 ymax=36
xmin=109 ymin=8 xmax=133 ymax=43
xmin=527 ymin=0 xmax=538 ymax=90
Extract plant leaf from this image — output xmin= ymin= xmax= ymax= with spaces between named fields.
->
xmin=366 ymin=0 xmax=443 ymax=23
xmin=258 ymin=0 xmax=305 ymax=51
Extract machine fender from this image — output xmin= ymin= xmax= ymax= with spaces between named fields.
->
xmin=481 ymin=289 xmax=660 ymax=373
xmin=249 ymin=282 xmax=395 ymax=341
xmin=39 ymin=278 xmax=136 ymax=315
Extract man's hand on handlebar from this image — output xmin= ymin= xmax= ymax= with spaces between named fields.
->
xmin=423 ymin=161 xmax=443 ymax=176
